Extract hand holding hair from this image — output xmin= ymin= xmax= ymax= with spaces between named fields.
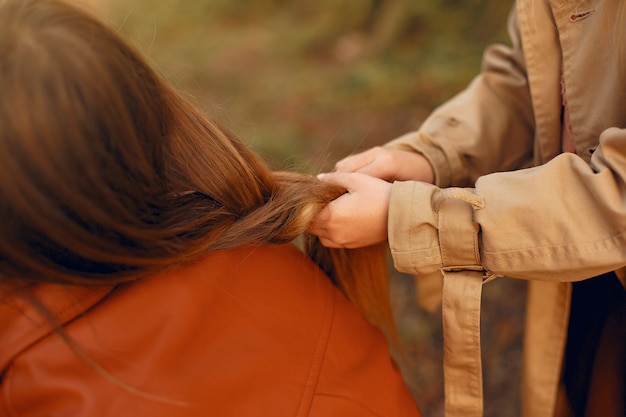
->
xmin=308 ymin=172 xmax=392 ymax=248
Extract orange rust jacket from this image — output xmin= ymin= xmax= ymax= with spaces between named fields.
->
xmin=0 ymin=244 xmax=422 ymax=417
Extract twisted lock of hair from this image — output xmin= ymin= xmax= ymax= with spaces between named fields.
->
xmin=0 ymin=0 xmax=396 ymax=338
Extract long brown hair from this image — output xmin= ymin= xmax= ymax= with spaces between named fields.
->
xmin=0 ymin=0 xmax=395 ymax=336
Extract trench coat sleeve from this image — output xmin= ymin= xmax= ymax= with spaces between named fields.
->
xmin=385 ymin=7 xmax=535 ymax=188
xmin=387 ymin=128 xmax=626 ymax=417
xmin=389 ymin=127 xmax=626 ymax=283
xmin=386 ymin=2 xmax=626 ymax=282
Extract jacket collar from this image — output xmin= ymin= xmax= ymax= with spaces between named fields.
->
xmin=0 ymin=284 xmax=113 ymax=373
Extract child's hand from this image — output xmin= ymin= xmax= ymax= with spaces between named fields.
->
xmin=308 ymin=172 xmax=392 ymax=248
xmin=333 ymin=147 xmax=435 ymax=183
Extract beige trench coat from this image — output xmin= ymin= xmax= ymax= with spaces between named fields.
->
xmin=384 ymin=1 xmax=626 ymax=416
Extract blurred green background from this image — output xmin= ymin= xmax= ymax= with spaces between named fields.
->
xmin=89 ymin=1 xmax=525 ymax=416
xmin=103 ymin=0 xmax=512 ymax=171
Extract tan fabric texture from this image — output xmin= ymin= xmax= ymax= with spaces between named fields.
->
xmin=385 ymin=1 xmax=626 ymax=416
xmin=439 ymin=198 xmax=485 ymax=417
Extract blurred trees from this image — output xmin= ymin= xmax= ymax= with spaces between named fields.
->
xmin=107 ymin=0 xmax=512 ymax=170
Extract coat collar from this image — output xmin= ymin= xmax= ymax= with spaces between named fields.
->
xmin=516 ymin=0 xmax=563 ymax=164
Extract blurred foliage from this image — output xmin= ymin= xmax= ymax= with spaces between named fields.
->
xmin=106 ymin=0 xmax=512 ymax=171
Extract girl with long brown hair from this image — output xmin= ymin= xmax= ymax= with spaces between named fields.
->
xmin=0 ymin=0 xmax=423 ymax=415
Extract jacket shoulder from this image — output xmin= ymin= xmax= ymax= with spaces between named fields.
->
xmin=1 ymin=244 xmax=419 ymax=416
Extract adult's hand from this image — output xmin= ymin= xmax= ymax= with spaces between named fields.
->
xmin=334 ymin=146 xmax=435 ymax=184
xmin=308 ymin=172 xmax=392 ymax=248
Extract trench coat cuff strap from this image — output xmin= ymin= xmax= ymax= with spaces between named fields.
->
xmin=438 ymin=197 xmax=485 ymax=417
